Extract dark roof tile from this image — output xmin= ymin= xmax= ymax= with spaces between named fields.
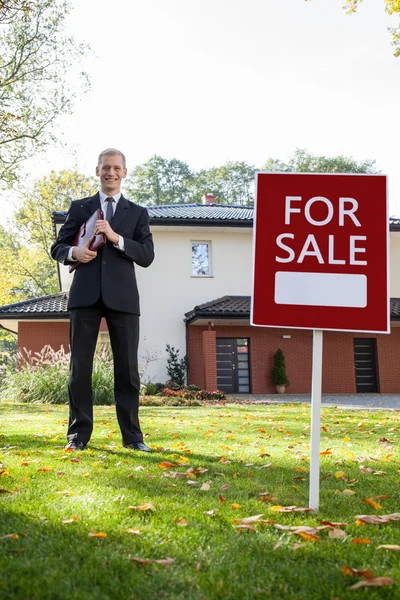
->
xmin=0 ymin=293 xmax=69 ymax=318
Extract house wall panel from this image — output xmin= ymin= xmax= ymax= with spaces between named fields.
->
xmin=18 ymin=321 xmax=70 ymax=358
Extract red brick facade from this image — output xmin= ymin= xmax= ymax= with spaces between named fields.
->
xmin=18 ymin=321 xmax=70 ymax=357
xmin=188 ymin=324 xmax=400 ymax=394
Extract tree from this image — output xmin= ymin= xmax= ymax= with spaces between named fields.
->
xmin=188 ymin=161 xmax=256 ymax=206
xmin=306 ymin=0 xmax=400 ymax=56
xmin=0 ymin=0 xmax=90 ymax=185
xmin=125 ymin=155 xmax=193 ymax=205
xmin=0 ymin=170 xmax=96 ymax=305
xmin=262 ymin=148 xmax=378 ymax=175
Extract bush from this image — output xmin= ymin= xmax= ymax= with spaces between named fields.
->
xmin=0 ymin=345 xmax=114 ymax=405
xmin=143 ymin=382 xmax=159 ymax=396
xmin=271 ymin=348 xmax=290 ymax=387
xmin=165 ymin=344 xmax=188 ymax=386
xmin=158 ymin=386 xmax=227 ymax=402
xmin=140 ymin=395 xmax=201 ymax=407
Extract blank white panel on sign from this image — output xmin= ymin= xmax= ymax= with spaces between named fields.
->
xmin=274 ymin=272 xmax=367 ymax=308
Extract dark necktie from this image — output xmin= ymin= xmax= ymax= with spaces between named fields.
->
xmin=105 ymin=197 xmax=115 ymax=222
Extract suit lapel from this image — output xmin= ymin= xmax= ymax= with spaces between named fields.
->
xmin=88 ymin=192 xmax=101 ymax=214
xmin=111 ymin=194 xmax=129 ymax=231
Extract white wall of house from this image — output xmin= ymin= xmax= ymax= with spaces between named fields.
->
xmin=55 ymin=224 xmax=400 ymax=384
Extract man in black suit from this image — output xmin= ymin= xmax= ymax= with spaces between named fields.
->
xmin=51 ymin=148 xmax=154 ymax=452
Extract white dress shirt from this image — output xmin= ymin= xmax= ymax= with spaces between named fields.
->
xmin=67 ymin=191 xmax=125 ymax=262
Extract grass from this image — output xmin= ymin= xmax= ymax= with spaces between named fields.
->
xmin=0 ymin=401 xmax=399 ymax=600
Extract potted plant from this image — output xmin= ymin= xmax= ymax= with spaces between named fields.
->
xmin=272 ymin=348 xmax=290 ymax=394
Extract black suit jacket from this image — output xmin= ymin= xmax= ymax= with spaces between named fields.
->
xmin=51 ymin=193 xmax=154 ymax=314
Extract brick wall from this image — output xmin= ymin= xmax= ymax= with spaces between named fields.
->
xmin=18 ymin=321 xmax=70 ymax=358
xmin=188 ymin=323 xmax=400 ymax=394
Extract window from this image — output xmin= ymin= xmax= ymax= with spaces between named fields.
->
xmin=191 ymin=241 xmax=212 ymax=276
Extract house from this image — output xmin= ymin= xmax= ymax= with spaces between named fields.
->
xmin=1 ymin=193 xmax=400 ymax=394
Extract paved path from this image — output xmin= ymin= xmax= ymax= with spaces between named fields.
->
xmin=227 ymin=393 xmax=400 ymax=410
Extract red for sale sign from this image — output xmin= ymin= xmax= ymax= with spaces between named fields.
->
xmin=251 ymin=173 xmax=389 ymax=333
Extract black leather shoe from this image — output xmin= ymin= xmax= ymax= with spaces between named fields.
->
xmin=125 ymin=441 xmax=151 ymax=452
xmin=65 ymin=440 xmax=86 ymax=451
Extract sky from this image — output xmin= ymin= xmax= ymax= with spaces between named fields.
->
xmin=2 ymin=0 xmax=400 ymax=222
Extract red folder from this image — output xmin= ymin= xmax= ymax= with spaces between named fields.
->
xmin=68 ymin=208 xmax=107 ymax=273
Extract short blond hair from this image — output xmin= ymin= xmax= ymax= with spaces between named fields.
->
xmin=97 ymin=148 xmax=126 ymax=168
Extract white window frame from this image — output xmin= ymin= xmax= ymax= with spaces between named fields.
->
xmin=191 ymin=240 xmax=213 ymax=278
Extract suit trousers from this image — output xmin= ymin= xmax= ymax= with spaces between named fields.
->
xmin=67 ymin=298 xmax=143 ymax=445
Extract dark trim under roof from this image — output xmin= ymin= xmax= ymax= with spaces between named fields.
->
xmin=1 ymin=293 xmax=400 ymax=323
xmin=52 ymin=204 xmax=400 ymax=230
xmin=0 ymin=293 xmax=69 ymax=319
xmin=185 ymin=296 xmax=400 ymax=324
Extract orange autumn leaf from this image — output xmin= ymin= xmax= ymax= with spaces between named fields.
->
xmin=37 ymin=467 xmax=53 ymax=472
xmin=88 ymin=532 xmax=107 ymax=538
xmin=0 ymin=470 xmax=10 ymax=476
xmin=231 ymin=503 xmax=241 ymax=509
xmin=295 ymin=531 xmax=320 ymax=542
xmin=294 ymin=467 xmax=307 ymax=473
xmin=320 ymin=449 xmax=332 ymax=456
xmin=158 ymin=460 xmax=176 ymax=469
xmin=175 ymin=518 xmax=188 ymax=526
xmin=129 ymin=503 xmax=156 ymax=511
xmin=0 ymin=533 xmax=19 ymax=540
xmin=363 ymin=497 xmax=382 ymax=510
xmin=341 ymin=565 xmax=374 ymax=578
xmin=351 ymin=538 xmax=372 ymax=545
xmin=62 ymin=516 xmax=79 ymax=524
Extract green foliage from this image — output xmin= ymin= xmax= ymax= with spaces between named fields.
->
xmin=0 ymin=0 xmax=90 ymax=185
xmin=165 ymin=343 xmax=188 ymax=387
xmin=271 ymin=348 xmax=290 ymax=387
xmin=0 ymin=345 xmax=114 ymax=405
xmin=125 ymin=150 xmax=378 ymax=207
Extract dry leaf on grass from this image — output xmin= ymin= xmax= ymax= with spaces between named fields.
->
xmin=0 ymin=533 xmax=19 ymax=540
xmin=37 ymin=467 xmax=53 ymax=472
xmin=234 ymin=524 xmax=256 ymax=532
xmin=270 ymin=505 xmax=315 ymax=513
xmin=200 ymin=483 xmax=211 ymax=491
xmin=321 ymin=521 xmax=348 ymax=528
xmin=341 ymin=565 xmax=374 ymax=578
xmin=158 ymin=461 xmax=176 ymax=469
xmin=231 ymin=503 xmax=241 ymax=509
xmin=329 ymin=528 xmax=347 ymax=539
xmin=129 ymin=557 xmax=152 ymax=565
xmin=62 ymin=516 xmax=79 ymax=524
xmin=233 ymin=514 xmax=263 ymax=525
xmin=0 ymin=489 xmax=13 ymax=494
xmin=320 ymin=449 xmax=333 ymax=456
xmin=294 ymin=531 xmax=320 ymax=542
xmin=350 ymin=577 xmax=395 ymax=589
xmin=126 ymin=529 xmax=142 ymax=535
xmin=218 ymin=494 xmax=226 ymax=504
xmin=204 ymin=509 xmax=218 ymax=516
xmin=88 ymin=532 xmax=107 ymax=538
xmin=129 ymin=503 xmax=156 ymax=511
xmin=356 ymin=513 xmax=400 ymax=525
xmin=363 ymin=498 xmax=382 ymax=510
xmin=351 ymin=538 xmax=372 ymax=545
xmin=377 ymin=545 xmax=400 ymax=550
xmin=154 ymin=558 xmax=175 ymax=565
xmin=220 ymin=484 xmax=231 ymax=491
xmin=175 ymin=518 xmax=188 ymax=526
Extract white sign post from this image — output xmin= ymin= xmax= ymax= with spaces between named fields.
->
xmin=309 ymin=330 xmax=323 ymax=510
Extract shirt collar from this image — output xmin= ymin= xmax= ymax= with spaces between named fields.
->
xmin=99 ymin=191 xmax=122 ymax=203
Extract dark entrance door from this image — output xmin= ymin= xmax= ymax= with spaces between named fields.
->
xmin=353 ymin=338 xmax=379 ymax=393
xmin=216 ymin=338 xmax=250 ymax=393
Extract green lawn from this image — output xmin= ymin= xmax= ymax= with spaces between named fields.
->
xmin=0 ymin=402 xmax=399 ymax=600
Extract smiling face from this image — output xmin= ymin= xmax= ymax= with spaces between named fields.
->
xmin=96 ymin=153 xmax=127 ymax=196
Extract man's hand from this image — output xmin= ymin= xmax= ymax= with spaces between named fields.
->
xmin=94 ymin=219 xmax=119 ymax=245
xmin=72 ymin=237 xmax=97 ymax=263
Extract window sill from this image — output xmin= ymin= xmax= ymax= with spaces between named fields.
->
xmin=191 ymin=275 xmax=214 ymax=278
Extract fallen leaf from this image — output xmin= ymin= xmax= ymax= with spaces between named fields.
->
xmin=62 ymin=516 xmax=79 ymax=524
xmin=294 ymin=467 xmax=307 ymax=473
xmin=234 ymin=524 xmax=256 ymax=532
xmin=329 ymin=528 xmax=347 ymax=539
xmin=270 ymin=505 xmax=315 ymax=513
xmin=126 ymin=529 xmax=142 ymax=535
xmin=351 ymin=538 xmax=372 ymax=545
xmin=234 ymin=514 xmax=263 ymax=524
xmin=204 ymin=509 xmax=218 ymax=516
xmin=0 ymin=470 xmax=10 ymax=476
xmin=37 ymin=467 xmax=53 ymax=472
xmin=350 ymin=577 xmax=395 ymax=589
xmin=218 ymin=494 xmax=226 ymax=504
xmin=175 ymin=518 xmax=188 ymax=526
xmin=129 ymin=503 xmax=156 ymax=511
xmin=158 ymin=461 xmax=176 ymax=469
xmin=200 ymin=483 xmax=211 ymax=491
xmin=69 ymin=457 xmax=80 ymax=463
xmin=88 ymin=532 xmax=107 ymax=538
xmin=0 ymin=489 xmax=13 ymax=494
xmin=377 ymin=545 xmax=400 ymax=550
xmin=363 ymin=497 xmax=382 ymax=510
xmin=321 ymin=521 xmax=348 ymax=528
xmin=320 ymin=449 xmax=333 ymax=456
xmin=295 ymin=531 xmax=320 ymax=542
xmin=341 ymin=565 xmax=374 ymax=578
xmin=154 ymin=558 xmax=175 ymax=565
xmin=0 ymin=533 xmax=19 ymax=540
xmin=231 ymin=503 xmax=241 ymax=509
xmin=220 ymin=484 xmax=231 ymax=491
